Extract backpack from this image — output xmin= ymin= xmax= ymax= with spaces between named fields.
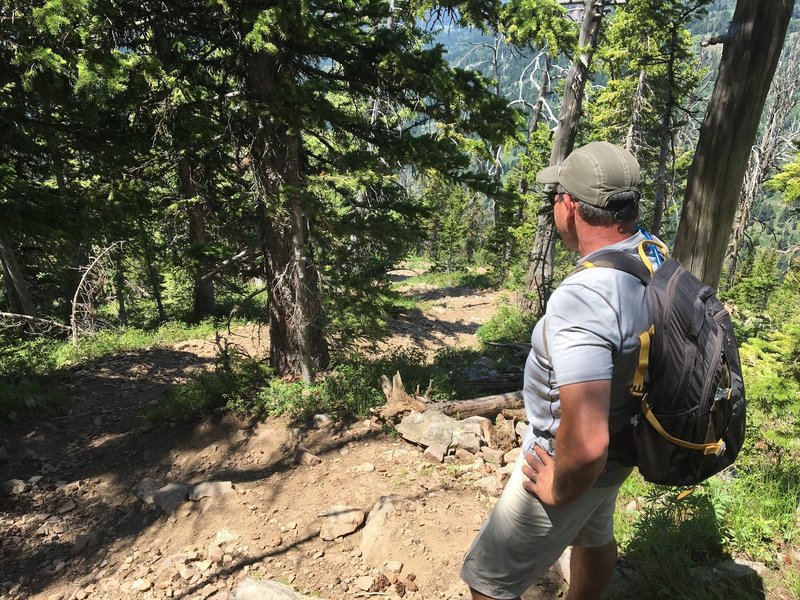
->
xmin=577 ymin=240 xmax=746 ymax=486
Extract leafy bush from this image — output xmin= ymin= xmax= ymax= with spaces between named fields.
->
xmin=150 ymin=354 xmax=272 ymax=421
xmin=157 ymin=346 xmax=484 ymax=423
xmin=476 ymin=304 xmax=536 ymax=345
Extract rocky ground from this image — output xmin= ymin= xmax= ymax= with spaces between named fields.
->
xmin=0 ymin=279 xmax=786 ymax=600
xmin=1 ymin=285 xmax=569 ymax=600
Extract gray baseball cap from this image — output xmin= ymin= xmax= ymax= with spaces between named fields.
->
xmin=536 ymin=141 xmax=641 ymax=208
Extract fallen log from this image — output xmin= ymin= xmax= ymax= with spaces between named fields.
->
xmin=434 ymin=391 xmax=523 ymax=419
xmin=377 ymin=371 xmax=524 ymax=421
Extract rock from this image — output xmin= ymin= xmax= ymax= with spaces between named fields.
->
xmin=396 ymin=411 xmax=455 ymax=448
xmin=133 ymin=477 xmax=160 ymax=504
xmin=195 ymin=560 xmax=212 ymax=572
xmin=56 ymin=499 xmax=77 ymax=514
xmin=131 ymin=578 xmax=152 ymax=592
xmin=360 ymin=495 xmax=405 ymax=559
xmin=72 ymin=533 xmax=99 ymax=555
xmin=553 ymin=547 xmax=571 ymax=584
xmin=190 ymin=481 xmax=234 ymax=501
xmin=207 ymin=543 xmax=224 ymax=562
xmin=451 ymin=429 xmax=481 ymax=454
xmin=455 ymin=448 xmax=475 ymax=461
xmin=229 ymin=578 xmax=316 ymax=599
xmin=354 ymin=576 xmax=375 ymax=591
xmin=480 ymin=447 xmax=505 ymax=466
xmin=293 ymin=447 xmax=321 ymax=466
xmin=474 ymin=476 xmax=503 ymax=495
xmin=215 ymin=529 xmax=239 ymax=545
xmin=319 ymin=505 xmax=365 ymax=540
xmin=386 ymin=560 xmax=403 ymax=573
xmin=2 ymin=479 xmax=25 ymax=495
xmin=396 ymin=411 xmax=483 ymax=453
xmin=154 ymin=482 xmax=190 ymax=514
xmin=313 ymin=414 xmax=334 ymax=428
xmin=503 ymin=448 xmax=521 ymax=465
xmin=423 ymin=445 xmax=445 ymax=463
xmin=353 ymin=462 xmax=375 ymax=473
xmin=515 ymin=421 xmax=529 ymax=440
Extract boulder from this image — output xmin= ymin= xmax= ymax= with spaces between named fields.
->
xmin=229 ymin=578 xmax=316 ymax=600
xmin=319 ymin=505 xmax=365 ymax=540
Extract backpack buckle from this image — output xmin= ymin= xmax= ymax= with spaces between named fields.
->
xmin=629 ymin=384 xmax=647 ymax=398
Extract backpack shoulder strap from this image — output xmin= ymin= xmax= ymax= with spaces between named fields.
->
xmin=565 ymin=240 xmax=667 ymax=401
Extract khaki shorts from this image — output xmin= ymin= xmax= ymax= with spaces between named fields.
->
xmin=460 ymin=457 xmax=623 ymax=599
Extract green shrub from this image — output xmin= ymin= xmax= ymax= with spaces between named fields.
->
xmin=157 ymin=346 xmax=485 ymax=423
xmin=0 ymin=377 xmax=65 ymax=418
xmin=476 ymin=305 xmax=536 ymax=345
xmin=150 ymin=354 xmax=272 ymax=421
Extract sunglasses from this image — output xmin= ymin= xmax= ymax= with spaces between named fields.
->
xmin=547 ymin=190 xmax=563 ymax=206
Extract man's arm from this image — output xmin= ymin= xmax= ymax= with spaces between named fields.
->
xmin=522 ymin=379 xmax=611 ymax=505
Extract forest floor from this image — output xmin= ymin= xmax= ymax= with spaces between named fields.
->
xmin=1 ymin=277 xmax=570 ymax=600
xmin=0 ymin=275 xmax=785 ymax=600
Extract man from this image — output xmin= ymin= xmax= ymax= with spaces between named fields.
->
xmin=461 ymin=141 xmax=663 ymax=600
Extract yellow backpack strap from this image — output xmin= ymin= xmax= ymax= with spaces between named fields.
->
xmin=640 ymin=395 xmax=727 ymax=456
xmin=629 ymin=325 xmax=653 ymax=398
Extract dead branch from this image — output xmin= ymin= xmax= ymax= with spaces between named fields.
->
xmin=71 ymin=241 xmax=124 ymax=346
xmin=199 ymin=246 xmax=259 ymax=283
xmin=0 ymin=311 xmax=70 ymax=332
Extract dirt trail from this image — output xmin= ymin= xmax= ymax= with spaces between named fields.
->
xmin=1 ymin=286 xmax=571 ymax=600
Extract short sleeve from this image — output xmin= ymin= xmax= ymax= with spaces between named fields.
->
xmin=544 ymin=280 xmax=622 ymax=387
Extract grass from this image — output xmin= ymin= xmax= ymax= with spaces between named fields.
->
xmin=0 ymin=320 xmax=221 ymax=418
xmin=149 ymin=345 xmax=486 ymax=424
xmin=611 ymin=436 xmax=800 ymax=598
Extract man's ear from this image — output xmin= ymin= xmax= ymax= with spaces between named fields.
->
xmin=563 ymin=193 xmax=577 ymax=220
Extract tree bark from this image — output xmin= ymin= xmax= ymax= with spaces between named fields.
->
xmin=625 ymin=68 xmax=647 ymax=154
xmin=113 ymin=249 xmax=128 ymax=327
xmin=522 ymin=0 xmax=605 ymax=314
xmin=673 ymin=0 xmax=793 ymax=288
xmin=722 ymin=41 xmax=800 ymax=288
xmin=178 ymin=156 xmax=216 ymax=320
xmin=247 ymin=51 xmax=328 ymax=380
xmin=0 ymin=233 xmax=36 ymax=316
xmin=435 ymin=391 xmax=523 ymax=420
xmin=138 ymin=218 xmax=166 ymax=323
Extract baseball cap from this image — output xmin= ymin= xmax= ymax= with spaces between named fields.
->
xmin=536 ymin=141 xmax=641 ymax=208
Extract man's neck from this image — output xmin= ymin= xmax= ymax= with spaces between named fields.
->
xmin=576 ymin=224 xmax=637 ymax=257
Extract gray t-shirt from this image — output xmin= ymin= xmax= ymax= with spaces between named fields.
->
xmin=521 ymin=231 xmax=659 ymax=487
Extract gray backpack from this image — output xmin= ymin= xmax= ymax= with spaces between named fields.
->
xmin=577 ymin=241 xmax=746 ymax=486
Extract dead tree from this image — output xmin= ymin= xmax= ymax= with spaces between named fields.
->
xmin=522 ymin=0 xmax=607 ymax=315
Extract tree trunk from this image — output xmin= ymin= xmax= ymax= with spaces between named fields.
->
xmin=651 ymin=26 xmax=679 ymax=237
xmin=0 ymin=233 xmax=36 ymax=316
xmin=247 ymin=51 xmax=328 ymax=380
xmin=722 ymin=40 xmax=800 ymax=288
xmin=178 ymin=156 xmax=216 ymax=320
xmin=673 ymin=0 xmax=793 ymax=288
xmin=625 ymin=68 xmax=647 ymax=153
xmin=138 ymin=218 xmax=166 ymax=323
xmin=522 ymin=0 xmax=605 ymax=314
xmin=113 ymin=249 xmax=128 ymax=327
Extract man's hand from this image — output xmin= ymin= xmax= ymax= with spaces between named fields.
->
xmin=521 ymin=444 xmax=558 ymax=505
